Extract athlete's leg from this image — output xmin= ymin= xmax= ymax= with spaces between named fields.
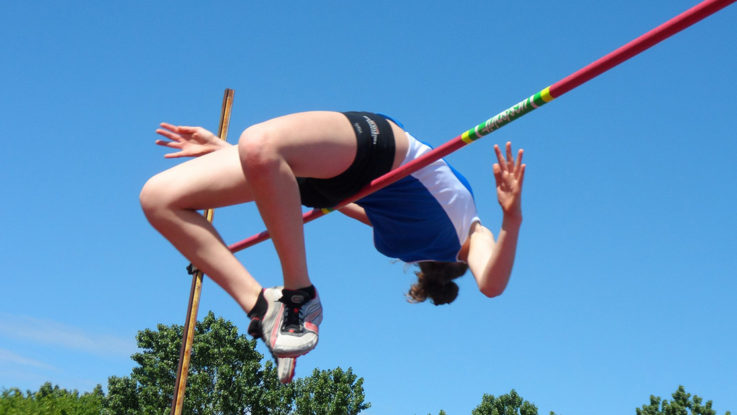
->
xmin=142 ymin=111 xmax=392 ymax=357
xmin=139 ymin=144 xmax=262 ymax=313
xmin=236 ymin=111 xmax=361 ymax=356
xmin=237 ymin=111 xmax=359 ymax=291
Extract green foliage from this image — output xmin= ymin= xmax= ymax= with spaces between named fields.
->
xmin=291 ymin=367 xmax=370 ymax=415
xmin=0 ymin=383 xmax=104 ymax=415
xmin=9 ymin=316 xmax=729 ymax=415
xmin=98 ymin=311 xmax=369 ymax=415
xmin=105 ymin=311 xmax=271 ymax=414
xmin=103 ymin=376 xmax=140 ymax=415
xmin=637 ymin=385 xmax=731 ymax=415
xmin=472 ymin=389 xmax=539 ymax=415
xmin=2 ymin=370 xmax=734 ymax=415
xmin=0 ymin=310 xmax=370 ymax=415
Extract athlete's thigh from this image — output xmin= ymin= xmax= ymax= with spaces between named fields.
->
xmin=249 ymin=111 xmax=358 ymax=179
xmin=152 ymin=144 xmax=254 ymax=210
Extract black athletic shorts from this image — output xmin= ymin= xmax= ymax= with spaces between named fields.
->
xmin=297 ymin=111 xmax=396 ymax=208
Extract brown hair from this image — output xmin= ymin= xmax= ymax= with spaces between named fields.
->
xmin=407 ymin=261 xmax=469 ymax=305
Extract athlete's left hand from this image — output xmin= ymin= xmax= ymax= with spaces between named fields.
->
xmin=155 ymin=122 xmax=229 ymax=158
xmin=493 ymin=141 xmax=525 ymax=217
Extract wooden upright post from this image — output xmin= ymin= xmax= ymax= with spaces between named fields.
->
xmin=170 ymin=88 xmax=234 ymax=415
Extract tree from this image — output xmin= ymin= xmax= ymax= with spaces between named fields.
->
xmin=102 ymin=311 xmax=289 ymax=414
xmin=637 ymin=385 xmax=732 ymax=415
xmin=472 ymin=389 xmax=540 ymax=415
xmin=0 ymin=383 xmax=103 ymax=415
xmin=103 ymin=376 xmax=140 ymax=415
xmin=102 ymin=311 xmax=369 ymax=414
xmin=292 ymin=367 xmax=370 ymax=415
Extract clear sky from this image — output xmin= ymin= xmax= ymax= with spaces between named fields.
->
xmin=1 ymin=1 xmax=736 ymax=414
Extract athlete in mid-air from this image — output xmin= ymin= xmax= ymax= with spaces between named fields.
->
xmin=140 ymin=111 xmax=525 ymax=382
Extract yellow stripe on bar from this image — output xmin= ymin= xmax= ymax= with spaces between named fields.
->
xmin=321 ymin=208 xmax=333 ymax=214
xmin=461 ymin=131 xmax=474 ymax=144
xmin=541 ymin=86 xmax=553 ymax=102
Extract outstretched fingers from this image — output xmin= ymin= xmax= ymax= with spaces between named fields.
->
xmin=506 ymin=141 xmax=514 ymax=167
xmin=154 ymin=123 xmax=191 ymax=158
xmin=156 ymin=123 xmax=185 ymax=143
xmin=156 ymin=123 xmax=199 ymax=139
xmin=513 ymin=148 xmax=524 ymax=177
xmin=491 ymin=141 xmax=526 ymax=216
xmin=492 ymin=161 xmax=503 ymax=186
xmin=493 ymin=142 xmax=526 ymax=187
xmin=155 ymin=123 xmax=201 ymax=150
xmin=159 ymin=122 xmax=177 ymax=132
xmin=159 ymin=122 xmax=198 ymax=133
xmin=155 ymin=138 xmax=182 ymax=149
xmin=495 ymin=142 xmax=524 ymax=169
xmin=494 ymin=143 xmax=508 ymax=171
xmin=517 ymin=163 xmax=526 ymax=190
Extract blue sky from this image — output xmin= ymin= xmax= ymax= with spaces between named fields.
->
xmin=1 ymin=1 xmax=736 ymax=414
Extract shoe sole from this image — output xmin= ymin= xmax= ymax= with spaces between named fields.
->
xmin=277 ymin=357 xmax=296 ymax=384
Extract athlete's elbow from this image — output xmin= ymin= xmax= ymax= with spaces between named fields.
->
xmin=479 ymin=273 xmax=510 ymax=298
xmin=481 ymin=285 xmax=506 ymax=298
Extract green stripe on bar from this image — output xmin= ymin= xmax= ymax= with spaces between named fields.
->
xmin=532 ymin=92 xmax=546 ymax=107
xmin=460 ymin=86 xmax=556 ymax=143
xmin=541 ymin=86 xmax=553 ymax=102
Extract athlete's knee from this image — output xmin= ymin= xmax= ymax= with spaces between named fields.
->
xmin=238 ymin=125 xmax=283 ymax=175
xmin=139 ymin=173 xmax=174 ymax=221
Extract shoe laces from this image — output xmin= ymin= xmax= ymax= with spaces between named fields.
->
xmin=280 ymin=297 xmax=305 ymax=333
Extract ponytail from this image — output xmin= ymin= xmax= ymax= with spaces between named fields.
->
xmin=407 ymin=261 xmax=468 ymax=305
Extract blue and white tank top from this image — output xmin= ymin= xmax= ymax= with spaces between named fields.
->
xmin=356 ymin=132 xmax=480 ymax=263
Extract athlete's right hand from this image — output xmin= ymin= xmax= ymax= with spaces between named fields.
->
xmin=155 ymin=122 xmax=230 ymax=158
xmin=492 ymin=141 xmax=525 ymax=218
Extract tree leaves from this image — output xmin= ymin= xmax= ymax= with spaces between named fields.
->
xmin=472 ymin=389 xmax=539 ymax=415
xmin=1 ymin=318 xmax=732 ymax=415
xmin=0 ymin=383 xmax=103 ymax=415
xmin=100 ymin=311 xmax=370 ymax=414
xmin=636 ymin=385 xmax=731 ymax=415
xmin=292 ymin=367 xmax=370 ymax=415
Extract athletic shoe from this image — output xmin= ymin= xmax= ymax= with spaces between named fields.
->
xmin=262 ymin=342 xmax=297 ymax=384
xmin=247 ymin=288 xmax=298 ymax=384
xmin=255 ymin=286 xmax=322 ymax=358
xmin=277 ymin=356 xmax=296 ymax=384
xmin=271 ymin=287 xmax=322 ymax=357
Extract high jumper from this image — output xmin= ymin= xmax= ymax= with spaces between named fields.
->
xmin=140 ymin=111 xmax=524 ymax=382
xmin=142 ymin=0 xmax=736 ymax=386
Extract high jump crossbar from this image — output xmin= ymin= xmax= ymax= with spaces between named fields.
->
xmin=228 ymin=0 xmax=735 ymax=254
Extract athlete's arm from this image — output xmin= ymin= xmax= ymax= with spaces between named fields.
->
xmin=465 ymin=142 xmax=525 ymax=297
xmin=465 ymin=217 xmax=521 ymax=297
xmin=338 ymin=203 xmax=372 ymax=226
